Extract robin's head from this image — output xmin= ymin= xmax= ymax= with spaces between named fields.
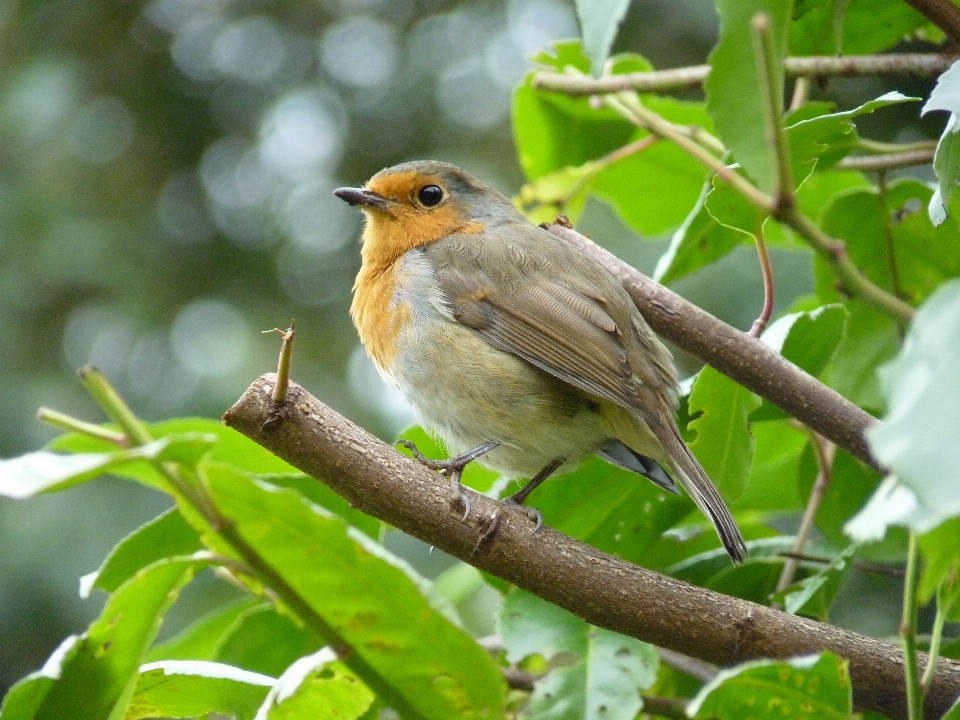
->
xmin=335 ymin=161 xmax=518 ymax=263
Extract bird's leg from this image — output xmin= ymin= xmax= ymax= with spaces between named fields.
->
xmin=397 ymin=439 xmax=500 ymax=521
xmin=479 ymin=458 xmax=564 ymax=542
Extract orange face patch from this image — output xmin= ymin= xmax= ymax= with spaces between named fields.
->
xmin=358 ymin=171 xmax=485 ymax=267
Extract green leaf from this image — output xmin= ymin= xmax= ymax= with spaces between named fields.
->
xmin=126 ymin=660 xmax=273 ymax=720
xmin=922 ymin=60 xmax=960 ymax=226
xmin=574 ymin=0 xmax=631 ymax=76
xmin=0 ymin=557 xmax=201 ymax=720
xmin=706 ymin=0 xmax=792 ymax=194
xmin=203 ymin=464 xmax=506 ymax=720
xmin=819 ymin=180 xmax=960 ymax=307
xmin=146 ymin=598 xmax=264 ymax=663
xmin=777 ymin=545 xmax=855 ymax=620
xmin=0 ymin=434 xmax=216 ymax=498
xmin=820 ymin=301 xmax=900 ymax=412
xmin=591 ymin=95 xmax=712 ymax=236
xmin=943 ymin=696 xmax=960 ymax=720
xmin=753 ymin=303 xmax=847 ymax=420
xmin=515 ymin=162 xmax=597 ymax=226
xmin=254 ymin=649 xmax=374 ymax=720
xmin=216 ymin=605 xmax=321 ymax=678
xmin=791 ymin=0 xmax=929 ymax=55
xmin=258 ymin=474 xmax=383 ymax=540
xmin=82 ymin=508 xmax=202 ymax=597
xmin=50 ymin=418 xmax=298 ymax=486
xmin=688 ymin=652 xmax=851 ymax=719
xmin=704 ymin=176 xmax=765 ymax=238
xmin=500 ymin=589 xmax=658 ymax=720
xmin=734 ymin=420 xmax=807 ymax=512
xmin=688 ymin=367 xmax=761 ymax=502
xmin=917 ymin=517 xmax=960 ymax=607
xmin=514 ymin=43 xmax=635 ymax=181
xmin=522 ymin=457 xmax=692 ymax=571
xmin=847 ymin=280 xmax=960 ymax=540
xmin=786 ymin=92 xmax=919 ymax=183
xmin=653 ymin=181 xmax=746 ymax=284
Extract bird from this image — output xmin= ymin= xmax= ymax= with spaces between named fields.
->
xmin=334 ymin=160 xmax=747 ymax=563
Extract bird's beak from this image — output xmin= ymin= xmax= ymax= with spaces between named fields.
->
xmin=334 ymin=186 xmax=391 ymax=211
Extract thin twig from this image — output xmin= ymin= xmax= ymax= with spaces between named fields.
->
xmin=902 ymin=532 xmax=924 ymax=720
xmin=749 ymin=226 xmax=775 ymax=338
xmin=775 ymin=433 xmax=835 ymax=597
xmin=790 ymin=76 xmax=811 ymax=111
xmin=837 ymin=149 xmax=936 ymax=171
xmin=601 ymin=92 xmax=916 ymax=323
xmin=658 ymin=648 xmax=718 ymax=682
xmin=36 ymin=406 xmax=129 ymax=447
xmin=532 ymin=54 xmax=957 ymax=96
xmin=605 ymin=93 xmax=776 ymax=213
xmin=920 ymin=592 xmax=949 ymax=693
xmin=777 ymin=551 xmax=905 ymax=579
xmin=780 ymin=207 xmax=915 ymax=322
xmin=267 ymin=321 xmax=295 ymax=405
xmin=752 ymin=12 xmax=795 ymax=205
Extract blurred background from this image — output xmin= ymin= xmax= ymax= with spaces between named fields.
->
xmin=0 ymin=0 xmax=941 ymax=695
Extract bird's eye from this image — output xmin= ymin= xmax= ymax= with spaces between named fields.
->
xmin=417 ymin=185 xmax=444 ymax=207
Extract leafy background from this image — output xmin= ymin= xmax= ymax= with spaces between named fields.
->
xmin=0 ymin=0 xmax=957 ymax=714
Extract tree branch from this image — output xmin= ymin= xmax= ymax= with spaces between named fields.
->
xmin=222 ymin=376 xmax=960 ymax=720
xmin=544 ymin=223 xmax=880 ymax=470
xmin=532 ymin=54 xmax=957 ymax=96
xmin=901 ymin=0 xmax=960 ymax=44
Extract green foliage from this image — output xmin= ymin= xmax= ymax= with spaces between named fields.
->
xmin=688 ymin=653 xmax=852 ymax=719
xmin=4 ymin=2 xmax=960 ymax=719
xmin=501 ymin=590 xmax=658 ymax=720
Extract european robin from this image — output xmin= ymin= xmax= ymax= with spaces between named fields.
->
xmin=335 ymin=160 xmax=747 ymax=563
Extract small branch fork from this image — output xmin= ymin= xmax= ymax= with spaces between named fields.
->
xmin=532 ymin=53 xmax=957 ymax=96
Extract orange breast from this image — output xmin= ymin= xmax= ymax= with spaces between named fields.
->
xmin=351 ymin=258 xmax=410 ymax=373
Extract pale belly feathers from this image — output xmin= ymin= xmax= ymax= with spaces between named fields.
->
xmin=382 ymin=249 xmax=613 ymax=479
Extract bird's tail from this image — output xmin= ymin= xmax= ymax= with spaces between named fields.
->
xmin=659 ymin=426 xmax=747 ymax=564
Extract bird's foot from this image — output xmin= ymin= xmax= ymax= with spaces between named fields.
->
xmin=477 ymin=495 xmax=544 ymax=546
xmin=397 ymin=439 xmax=499 ymax=521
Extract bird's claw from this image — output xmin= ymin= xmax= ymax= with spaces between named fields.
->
xmin=449 ymin=476 xmax=471 ymax=521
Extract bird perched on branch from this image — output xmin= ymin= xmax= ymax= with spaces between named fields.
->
xmin=335 ymin=160 xmax=746 ymax=563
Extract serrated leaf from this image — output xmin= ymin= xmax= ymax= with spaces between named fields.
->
xmin=0 ymin=557 xmax=201 ymax=720
xmin=202 ymin=464 xmax=506 ymax=720
xmin=688 ymin=367 xmax=761 ymax=503
xmin=847 ymin=280 xmax=960 ymax=540
xmin=706 ymin=0 xmax=792 ymax=194
xmin=500 ymin=590 xmax=657 ymax=720
xmin=688 ymin=652 xmax=851 ymax=719
xmin=126 ymin=661 xmax=273 ymax=720
xmin=81 ymin=508 xmax=202 ymax=597
xmin=575 ymin=0 xmax=631 ymax=77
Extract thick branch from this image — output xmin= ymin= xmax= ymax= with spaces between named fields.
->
xmin=223 ymin=377 xmax=960 ymax=720
xmin=544 ymin=223 xmax=880 ymax=470
xmin=533 ymin=53 xmax=957 ymax=95
xmin=901 ymin=0 xmax=960 ymax=44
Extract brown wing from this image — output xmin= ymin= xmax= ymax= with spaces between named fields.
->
xmin=424 ymin=221 xmax=678 ymax=425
